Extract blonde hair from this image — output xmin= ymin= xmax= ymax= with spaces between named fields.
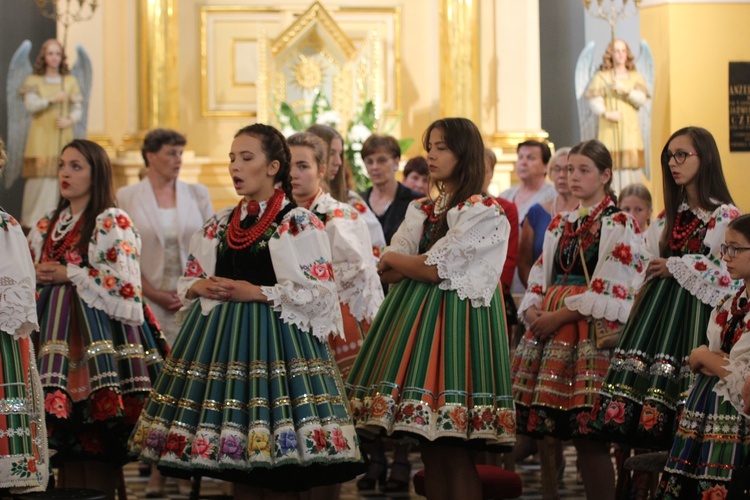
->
xmin=619 ymin=183 xmax=652 ymax=210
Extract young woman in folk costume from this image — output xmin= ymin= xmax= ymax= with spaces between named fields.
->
xmin=591 ymin=127 xmax=740 ymax=452
xmin=306 ymin=124 xmax=386 ymax=257
xmin=346 ymin=118 xmax=515 ymax=500
xmin=0 ymin=137 xmax=49 ymax=494
xmin=656 ymin=214 xmax=750 ymax=499
xmin=287 ymin=131 xmax=383 ymax=378
xmin=128 ymin=124 xmax=364 ymax=497
xmin=28 ymin=139 xmax=166 ymax=498
xmin=513 ymin=139 xmax=644 ymax=500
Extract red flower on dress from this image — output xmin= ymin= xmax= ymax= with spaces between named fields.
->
xmin=101 ymin=217 xmax=114 ymax=231
xmin=527 ymin=410 xmax=540 ymax=432
xmin=312 ymin=429 xmax=327 ymax=451
xmin=119 ymin=241 xmax=133 ymax=255
xmin=45 ymin=390 xmax=71 ymax=419
xmin=716 ymin=310 xmax=729 ymax=327
xmin=115 ymin=214 xmax=131 ymax=229
xmin=449 ymin=407 xmax=468 ymax=431
xmin=639 ymin=404 xmax=659 ymax=431
xmin=310 ymin=263 xmax=331 ymax=281
xmin=192 ymin=436 xmax=213 ymax=459
xmin=122 ymin=396 xmax=145 ymax=425
xmin=205 ymin=222 xmax=218 ymax=240
xmin=369 ymin=397 xmax=388 ymax=419
xmin=165 ymin=433 xmax=188 ymax=456
xmin=402 ymin=404 xmax=415 ymax=417
xmin=687 ymin=238 xmax=702 ymax=252
xmin=185 ymin=258 xmax=204 ymax=278
xmin=105 ymin=247 xmax=118 ymax=263
xmin=471 ymin=414 xmax=484 ymax=431
xmin=729 ymin=208 xmax=741 ymax=219
xmin=90 ymin=389 xmax=121 ymax=421
xmin=530 ymin=285 xmax=543 ymax=295
xmin=36 ymin=218 xmax=50 ymax=233
xmin=332 ymin=208 xmax=345 ymax=218
xmin=707 ymin=218 xmax=716 ymax=230
xmin=591 ymin=278 xmax=606 ymax=294
xmin=611 ymin=243 xmax=633 ymax=266
xmin=27 ymin=458 xmax=37 ymax=473
xmin=694 ymin=261 xmax=708 ymax=272
xmin=612 ymin=212 xmax=629 ymax=225
xmin=548 ymin=215 xmax=563 ymax=231
xmin=603 ymin=401 xmax=626 ymax=425
xmin=88 ymin=268 xmax=99 ymax=278
xmin=497 ymin=412 xmax=516 ymax=435
xmin=331 ymin=429 xmax=349 ymax=451
xmin=119 ymin=283 xmax=136 ymax=300
xmin=718 ymin=275 xmax=731 ymax=287
xmin=702 ymin=484 xmax=728 ymax=500
xmin=612 ymin=285 xmax=628 ymax=299
xmin=576 ymin=411 xmax=591 ymax=435
xmin=102 ymin=275 xmax=117 ymax=290
xmin=65 ymin=247 xmax=83 ymax=266
xmin=352 ymin=202 xmax=367 ymax=214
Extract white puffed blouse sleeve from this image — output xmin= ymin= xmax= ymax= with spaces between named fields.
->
xmin=423 ymin=195 xmax=509 ymax=308
xmin=0 ymin=212 xmax=38 ymax=339
xmin=707 ymin=298 xmax=750 ymax=415
xmin=664 ymin=204 xmax=742 ymax=307
xmin=565 ymin=210 xmax=646 ymax=323
xmin=261 ymin=208 xmax=345 ymax=341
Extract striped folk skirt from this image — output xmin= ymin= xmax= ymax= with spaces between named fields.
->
xmin=512 ymin=284 xmax=611 ymax=440
xmin=329 ymin=302 xmax=370 ymax=381
xmin=128 ymin=300 xmax=365 ymax=490
xmin=0 ymin=334 xmax=48 ymax=492
xmin=656 ymin=372 xmax=750 ymax=499
xmin=36 ymin=283 xmax=166 ymax=465
xmin=591 ymin=277 xmax=714 ymax=450
xmin=345 ymin=278 xmax=516 ymax=448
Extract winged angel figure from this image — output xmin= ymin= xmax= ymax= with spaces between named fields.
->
xmin=576 ymin=39 xmax=654 ymax=191
xmin=5 ymin=39 xmax=91 ymax=226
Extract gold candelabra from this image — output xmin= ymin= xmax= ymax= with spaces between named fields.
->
xmin=582 ymin=0 xmax=641 ymax=43
xmin=35 ymin=0 xmax=99 ymax=49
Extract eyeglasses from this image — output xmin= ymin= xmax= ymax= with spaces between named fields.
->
xmin=720 ymin=243 xmax=750 ymax=258
xmin=664 ymin=151 xmax=699 ymax=165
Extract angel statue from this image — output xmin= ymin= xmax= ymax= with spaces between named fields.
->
xmin=576 ymin=39 xmax=654 ymax=192
xmin=5 ymin=39 xmax=91 ymax=228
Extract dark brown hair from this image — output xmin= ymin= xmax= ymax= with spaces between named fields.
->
xmin=234 ymin=124 xmax=293 ymax=201
xmin=45 ymin=140 xmax=116 ymax=253
xmin=659 ymin=126 xmax=733 ymax=254
xmin=33 ymin=39 xmax=69 ymax=76
xmin=517 ymin=140 xmax=551 ymax=165
xmin=361 ymin=134 xmax=401 ymax=160
xmin=728 ymin=214 xmax=750 ymax=243
xmin=599 ymin=39 xmax=636 ymax=71
xmin=423 ymin=118 xmax=486 ymax=247
xmin=403 ymin=156 xmax=429 ymax=178
xmin=141 ymin=128 xmax=186 ymax=166
xmin=307 ymin=124 xmax=347 ymax=202
xmin=569 ymin=139 xmax=617 ymax=204
xmin=288 ymin=132 xmax=327 ymax=175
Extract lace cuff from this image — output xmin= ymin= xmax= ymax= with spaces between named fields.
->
xmin=517 ymin=292 xmax=543 ymax=328
xmin=425 ymin=244 xmax=497 ymax=308
xmin=261 ymin=280 xmax=345 ymax=341
xmin=68 ymin=265 xmax=144 ymax=326
xmin=628 ymin=89 xmax=647 ymax=108
xmin=564 ymin=291 xmax=631 ymax=323
xmin=0 ymin=276 xmax=39 ymax=339
xmin=666 ymin=257 xmax=733 ymax=307
xmin=713 ymin=359 xmax=750 ymax=415
xmin=335 ymin=261 xmax=383 ymax=323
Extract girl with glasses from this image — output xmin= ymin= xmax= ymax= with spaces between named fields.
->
xmin=592 ymin=127 xmax=740 ymax=453
xmin=656 ymin=214 xmax=750 ymax=498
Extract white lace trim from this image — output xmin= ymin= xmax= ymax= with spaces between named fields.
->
xmin=67 ymin=265 xmax=145 ymax=326
xmin=665 ymin=257 xmax=731 ymax=307
xmin=261 ymin=280 xmax=345 ymax=341
xmin=0 ymin=276 xmax=39 ymax=339
xmin=335 ymin=261 xmax=383 ymax=323
xmin=713 ymin=359 xmax=750 ymax=415
xmin=564 ymin=291 xmax=632 ymax=323
xmin=424 ymin=240 xmax=497 ymax=308
xmin=517 ymin=292 xmax=543 ymax=328
xmin=677 ymin=201 xmax=711 ymax=223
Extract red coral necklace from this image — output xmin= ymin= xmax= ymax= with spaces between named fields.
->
xmin=226 ymin=189 xmax=284 ymax=250
xmin=42 ymin=215 xmax=83 ymax=262
xmin=669 ymin=209 xmax=702 ymax=251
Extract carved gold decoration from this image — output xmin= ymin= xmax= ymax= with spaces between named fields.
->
xmin=293 ymin=54 xmax=324 ymax=90
xmin=138 ymin=0 xmax=179 ymax=130
xmin=582 ymin=0 xmax=642 ymax=42
xmin=271 ymin=2 xmax=355 ymax=59
xmin=439 ymin=0 xmax=479 ymax=122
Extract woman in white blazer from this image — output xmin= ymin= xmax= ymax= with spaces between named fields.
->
xmin=117 ymin=129 xmax=213 ymax=497
xmin=117 ymin=129 xmax=214 ymax=346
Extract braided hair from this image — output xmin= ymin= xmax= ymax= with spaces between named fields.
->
xmin=234 ymin=124 xmax=293 ymax=201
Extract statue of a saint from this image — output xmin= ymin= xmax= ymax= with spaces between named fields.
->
xmin=576 ymin=39 xmax=654 ymax=192
xmin=5 ymin=39 xmax=91 ymax=227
